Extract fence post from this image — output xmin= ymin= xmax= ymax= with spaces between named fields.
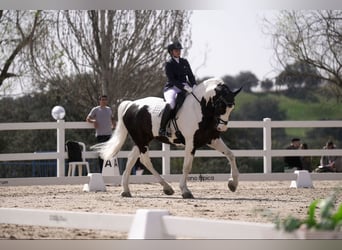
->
xmin=56 ymin=120 xmax=65 ymax=177
xmin=162 ymin=143 xmax=170 ymax=175
xmin=263 ymin=118 xmax=272 ymax=173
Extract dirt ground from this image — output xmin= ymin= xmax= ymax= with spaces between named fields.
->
xmin=1 ymin=180 xmax=341 ymax=239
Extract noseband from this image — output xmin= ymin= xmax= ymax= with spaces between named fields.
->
xmin=217 ymin=117 xmax=228 ymax=126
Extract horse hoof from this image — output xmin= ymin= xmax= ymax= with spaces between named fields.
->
xmin=121 ymin=191 xmax=132 ymax=197
xmin=163 ymin=188 xmax=175 ymax=196
xmin=182 ymin=192 xmax=194 ymax=199
xmin=228 ymin=180 xmax=238 ymax=192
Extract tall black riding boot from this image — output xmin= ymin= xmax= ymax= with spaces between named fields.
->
xmin=159 ymin=104 xmax=172 ymax=137
xmin=174 ymin=91 xmax=186 ymax=115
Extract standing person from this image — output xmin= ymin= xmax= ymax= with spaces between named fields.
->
xmin=86 ymin=95 xmax=115 ymax=172
xmin=159 ymin=41 xmax=197 ymax=137
xmin=284 ymin=138 xmax=303 ymax=170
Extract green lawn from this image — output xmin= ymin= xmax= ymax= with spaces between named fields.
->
xmin=236 ymin=91 xmax=342 ymax=139
xmin=237 ymin=91 xmax=342 ymax=121
xmin=276 ymin=94 xmax=342 ymax=121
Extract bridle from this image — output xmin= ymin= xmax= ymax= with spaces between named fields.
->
xmin=189 ymin=86 xmax=235 ymax=127
xmin=214 ymin=85 xmax=235 ymax=127
xmin=215 ymin=96 xmax=234 ymax=126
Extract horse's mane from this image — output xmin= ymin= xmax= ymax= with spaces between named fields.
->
xmin=193 ymin=77 xmax=224 ymax=102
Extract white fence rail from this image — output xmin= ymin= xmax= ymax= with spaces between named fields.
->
xmin=0 ymin=207 xmax=291 ymax=239
xmin=1 ymin=119 xmax=342 ymax=176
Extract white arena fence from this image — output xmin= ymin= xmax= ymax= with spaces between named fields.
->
xmin=0 ymin=119 xmax=342 ymax=177
xmin=0 ymin=207 xmax=294 ymax=239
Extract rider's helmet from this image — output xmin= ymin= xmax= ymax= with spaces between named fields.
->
xmin=167 ymin=41 xmax=183 ymax=54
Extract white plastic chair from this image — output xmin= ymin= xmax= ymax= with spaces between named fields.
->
xmin=66 ymin=141 xmax=90 ymax=176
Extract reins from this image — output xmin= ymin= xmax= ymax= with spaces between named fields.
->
xmin=190 ymin=92 xmax=201 ymax=103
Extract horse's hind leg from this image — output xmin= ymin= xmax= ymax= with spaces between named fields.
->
xmin=140 ymin=149 xmax=174 ymax=196
xmin=121 ymin=146 xmax=139 ymax=197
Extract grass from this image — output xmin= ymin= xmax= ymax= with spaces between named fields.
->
xmin=235 ymin=90 xmax=342 ymax=139
xmin=275 ymin=94 xmax=342 ymax=121
xmin=237 ymin=91 xmax=342 ymax=121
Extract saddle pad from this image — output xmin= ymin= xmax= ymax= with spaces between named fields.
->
xmin=150 ymin=101 xmax=165 ymax=116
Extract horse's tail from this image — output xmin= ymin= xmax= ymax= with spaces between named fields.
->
xmin=97 ymin=100 xmax=131 ymax=160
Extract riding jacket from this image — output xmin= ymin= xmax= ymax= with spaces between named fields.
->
xmin=164 ymin=57 xmax=197 ymax=91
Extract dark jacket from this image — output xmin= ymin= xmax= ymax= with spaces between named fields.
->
xmin=284 ymin=145 xmax=303 ymax=169
xmin=164 ymin=57 xmax=197 ymax=90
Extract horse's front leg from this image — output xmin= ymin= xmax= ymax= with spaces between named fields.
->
xmin=179 ymin=142 xmax=195 ymax=199
xmin=208 ymin=138 xmax=239 ymax=192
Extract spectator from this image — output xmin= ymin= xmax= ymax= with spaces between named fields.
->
xmin=300 ymin=143 xmax=312 ymax=172
xmin=86 ymin=95 xmax=115 ymax=172
xmin=315 ymin=140 xmax=342 ymax=172
xmin=284 ymin=138 xmax=303 ymax=170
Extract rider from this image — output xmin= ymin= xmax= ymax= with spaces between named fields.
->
xmin=159 ymin=41 xmax=197 ymax=137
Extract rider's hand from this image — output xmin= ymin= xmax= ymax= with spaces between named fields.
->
xmin=183 ymin=85 xmax=192 ymax=93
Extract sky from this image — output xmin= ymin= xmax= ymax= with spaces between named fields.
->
xmin=3 ymin=9 xmax=279 ymax=97
xmin=188 ymin=10 xmax=278 ymax=81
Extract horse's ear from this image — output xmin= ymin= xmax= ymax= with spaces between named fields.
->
xmin=233 ymin=87 xmax=243 ymax=96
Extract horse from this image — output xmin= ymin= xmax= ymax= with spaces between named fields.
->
xmin=96 ymin=77 xmax=242 ymax=199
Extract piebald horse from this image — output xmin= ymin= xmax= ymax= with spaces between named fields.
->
xmin=97 ymin=78 xmax=241 ymax=198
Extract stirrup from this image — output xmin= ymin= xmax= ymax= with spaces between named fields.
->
xmin=174 ymin=130 xmax=185 ymax=144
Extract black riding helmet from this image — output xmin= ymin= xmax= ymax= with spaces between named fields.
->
xmin=167 ymin=41 xmax=183 ymax=54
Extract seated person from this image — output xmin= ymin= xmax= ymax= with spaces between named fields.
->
xmin=315 ymin=141 xmax=341 ymax=172
xmin=284 ymin=138 xmax=303 ymax=170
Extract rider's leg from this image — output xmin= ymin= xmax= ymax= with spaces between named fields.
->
xmin=159 ymin=88 xmax=178 ymax=137
xmin=173 ymin=82 xmax=190 ymax=117
xmin=159 ymin=103 xmax=172 ymax=136
xmin=173 ymin=91 xmax=187 ymax=116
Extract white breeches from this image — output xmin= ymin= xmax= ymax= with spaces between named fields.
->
xmin=164 ymin=83 xmax=190 ymax=109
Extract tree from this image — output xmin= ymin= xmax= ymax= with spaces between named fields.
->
xmin=260 ymin=78 xmax=274 ymax=92
xmin=228 ymin=96 xmax=287 ymax=149
xmin=235 ymin=71 xmax=259 ymax=92
xmin=29 ymin=10 xmax=192 ymax=108
xmin=275 ymin=61 xmax=322 ymax=93
xmin=0 ymin=10 xmax=45 ymax=95
xmin=237 ymin=97 xmax=286 ymax=121
xmin=222 ymin=72 xmax=259 ymax=92
xmin=222 ymin=75 xmax=239 ymax=90
xmin=265 ymin=10 xmax=342 ymax=90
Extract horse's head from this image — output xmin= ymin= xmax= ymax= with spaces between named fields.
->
xmin=213 ymin=83 xmax=242 ymax=132
xmin=194 ymin=78 xmax=241 ymax=133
